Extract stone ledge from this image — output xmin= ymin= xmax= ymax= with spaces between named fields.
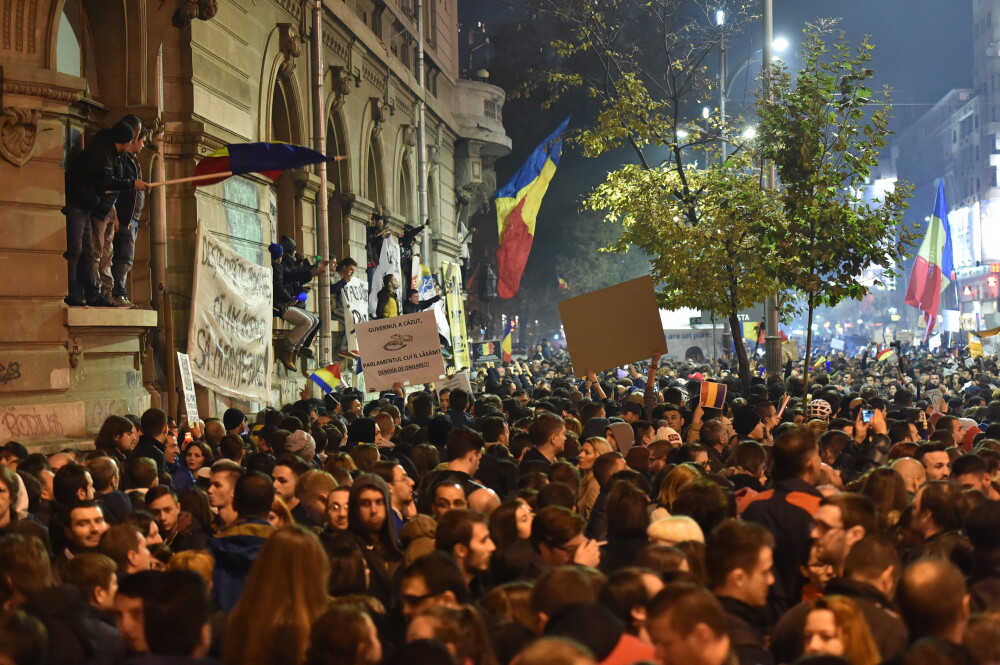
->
xmin=66 ymin=307 xmax=159 ymax=328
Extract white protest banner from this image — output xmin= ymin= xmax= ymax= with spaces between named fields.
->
xmin=341 ymin=277 xmax=370 ymax=356
xmin=176 ymin=352 xmax=200 ymax=423
xmin=357 ymin=310 xmax=446 ymax=391
xmin=187 ymin=224 xmax=272 ymax=402
xmin=830 ymin=338 xmax=845 ymax=351
xmin=417 ymin=269 xmax=450 ymax=346
xmin=369 ymin=234 xmax=402 ymax=318
xmin=436 ymin=370 xmax=473 ymax=402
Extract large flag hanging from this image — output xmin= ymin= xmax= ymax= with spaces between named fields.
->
xmin=905 ymin=181 xmax=955 ymax=338
xmin=502 ymin=320 xmax=514 ymax=363
xmin=495 ymin=118 xmax=570 ymax=298
xmin=192 ymin=142 xmax=332 ymax=186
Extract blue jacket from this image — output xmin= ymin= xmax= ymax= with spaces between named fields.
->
xmin=207 ymin=519 xmax=275 ymax=612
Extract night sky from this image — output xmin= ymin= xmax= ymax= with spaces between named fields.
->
xmin=458 ymin=0 xmax=974 ymax=298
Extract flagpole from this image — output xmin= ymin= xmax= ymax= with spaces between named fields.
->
xmin=146 ymin=172 xmax=234 ymax=188
xmin=416 ymin=0 xmax=431 ymax=264
xmin=312 ymin=0 xmax=333 ymax=367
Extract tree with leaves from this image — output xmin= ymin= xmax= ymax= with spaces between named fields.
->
xmin=513 ymin=0 xmax=783 ymax=384
xmin=757 ymin=22 xmax=915 ymax=391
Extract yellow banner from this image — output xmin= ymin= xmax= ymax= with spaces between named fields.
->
xmin=441 ymin=262 xmax=471 ymax=370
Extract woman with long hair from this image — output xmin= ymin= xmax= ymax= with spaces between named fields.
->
xmin=488 ymin=498 xmax=534 ymax=583
xmin=407 ymin=604 xmax=499 ymax=665
xmin=223 ymin=526 xmax=331 ymax=665
xmin=656 ymin=463 xmax=702 ymax=513
xmin=94 ymin=415 xmax=137 ymax=467
xmin=305 ymin=602 xmax=382 ymax=665
xmin=860 ymin=467 xmax=908 ymax=532
xmin=577 ymin=437 xmax=614 ymax=518
xmin=802 ymin=595 xmax=881 ymax=665
xmin=600 ymin=480 xmax=651 ymax=574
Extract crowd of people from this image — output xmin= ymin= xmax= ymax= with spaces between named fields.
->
xmin=3 ymin=343 xmax=1000 ymax=665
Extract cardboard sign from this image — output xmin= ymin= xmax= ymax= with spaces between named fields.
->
xmin=176 ymin=352 xmax=200 ymax=423
xmin=558 ymin=276 xmax=667 ymax=376
xmin=357 ymin=311 xmax=446 ymax=391
xmin=437 ymin=370 xmax=474 ymax=402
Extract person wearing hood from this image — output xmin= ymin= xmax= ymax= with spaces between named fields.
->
xmin=345 ymin=474 xmax=402 ymax=608
xmin=270 ymin=242 xmax=327 ymax=372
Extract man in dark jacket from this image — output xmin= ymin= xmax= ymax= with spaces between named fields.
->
xmin=63 ymin=120 xmax=147 ymax=307
xmin=706 ymin=519 xmax=775 ymax=665
xmin=110 ymin=116 xmax=147 ymax=307
xmin=128 ymin=408 xmax=168 ymax=475
xmin=742 ymin=426 xmax=824 ymax=617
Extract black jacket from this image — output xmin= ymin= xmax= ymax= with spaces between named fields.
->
xmin=127 ymin=434 xmax=166 ymax=476
xmin=65 ymin=129 xmax=134 ymax=218
xmin=115 ymin=152 xmax=145 ymax=223
xmin=770 ymin=577 xmax=907 ymax=664
xmin=717 ymin=596 xmax=774 ymax=665
xmin=741 ymin=478 xmax=823 ymax=617
xmin=271 ymin=260 xmax=298 ymax=316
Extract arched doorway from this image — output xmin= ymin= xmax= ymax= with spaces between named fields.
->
xmin=327 ymin=110 xmax=351 ymax=258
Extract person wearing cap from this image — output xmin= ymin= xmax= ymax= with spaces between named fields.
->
xmin=222 ymin=408 xmax=256 ymax=456
xmin=63 ymin=119 xmax=148 ymax=307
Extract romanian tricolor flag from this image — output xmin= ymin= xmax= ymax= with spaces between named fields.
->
xmin=501 ymin=320 xmax=514 ymax=363
xmin=557 ymin=275 xmax=569 ymax=291
xmin=194 ymin=142 xmax=331 ymax=186
xmin=905 ymin=181 xmax=955 ymax=338
xmin=495 ymin=118 xmax=570 ymax=299
xmin=700 ymin=382 xmax=727 ymax=409
xmin=309 ymin=364 xmax=342 ymax=394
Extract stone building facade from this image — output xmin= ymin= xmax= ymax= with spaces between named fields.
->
xmin=0 ymin=0 xmax=510 ymax=448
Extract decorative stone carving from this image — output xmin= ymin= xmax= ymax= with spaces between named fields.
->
xmin=330 ymin=66 xmax=354 ymax=111
xmin=0 ymin=107 xmax=39 ymax=167
xmin=172 ymin=0 xmax=219 ymax=28
xmin=402 ymin=125 xmax=417 ymax=147
xmin=371 ymin=98 xmax=389 ymax=136
xmin=278 ymin=23 xmax=303 ymax=78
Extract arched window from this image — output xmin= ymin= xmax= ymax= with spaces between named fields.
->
xmin=271 ymin=79 xmax=302 ymax=243
xmin=56 ymin=0 xmax=99 ymax=95
xmin=366 ymin=130 xmax=385 ymax=207
xmin=399 ymin=157 xmax=414 ymax=224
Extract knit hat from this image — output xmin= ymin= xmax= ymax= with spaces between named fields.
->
xmin=279 ymin=235 xmax=296 ymax=254
xmin=267 ymin=243 xmax=283 ymax=260
xmin=287 ymin=430 xmax=316 ymax=460
xmin=109 ymin=120 xmax=135 ymax=145
xmin=805 ymin=399 xmax=833 ymax=420
xmin=347 ymin=418 xmax=377 ymax=445
xmin=732 ymin=408 xmax=762 ymax=438
xmin=222 ymin=408 xmax=246 ymax=432
xmin=655 ymin=426 xmax=683 ymax=447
